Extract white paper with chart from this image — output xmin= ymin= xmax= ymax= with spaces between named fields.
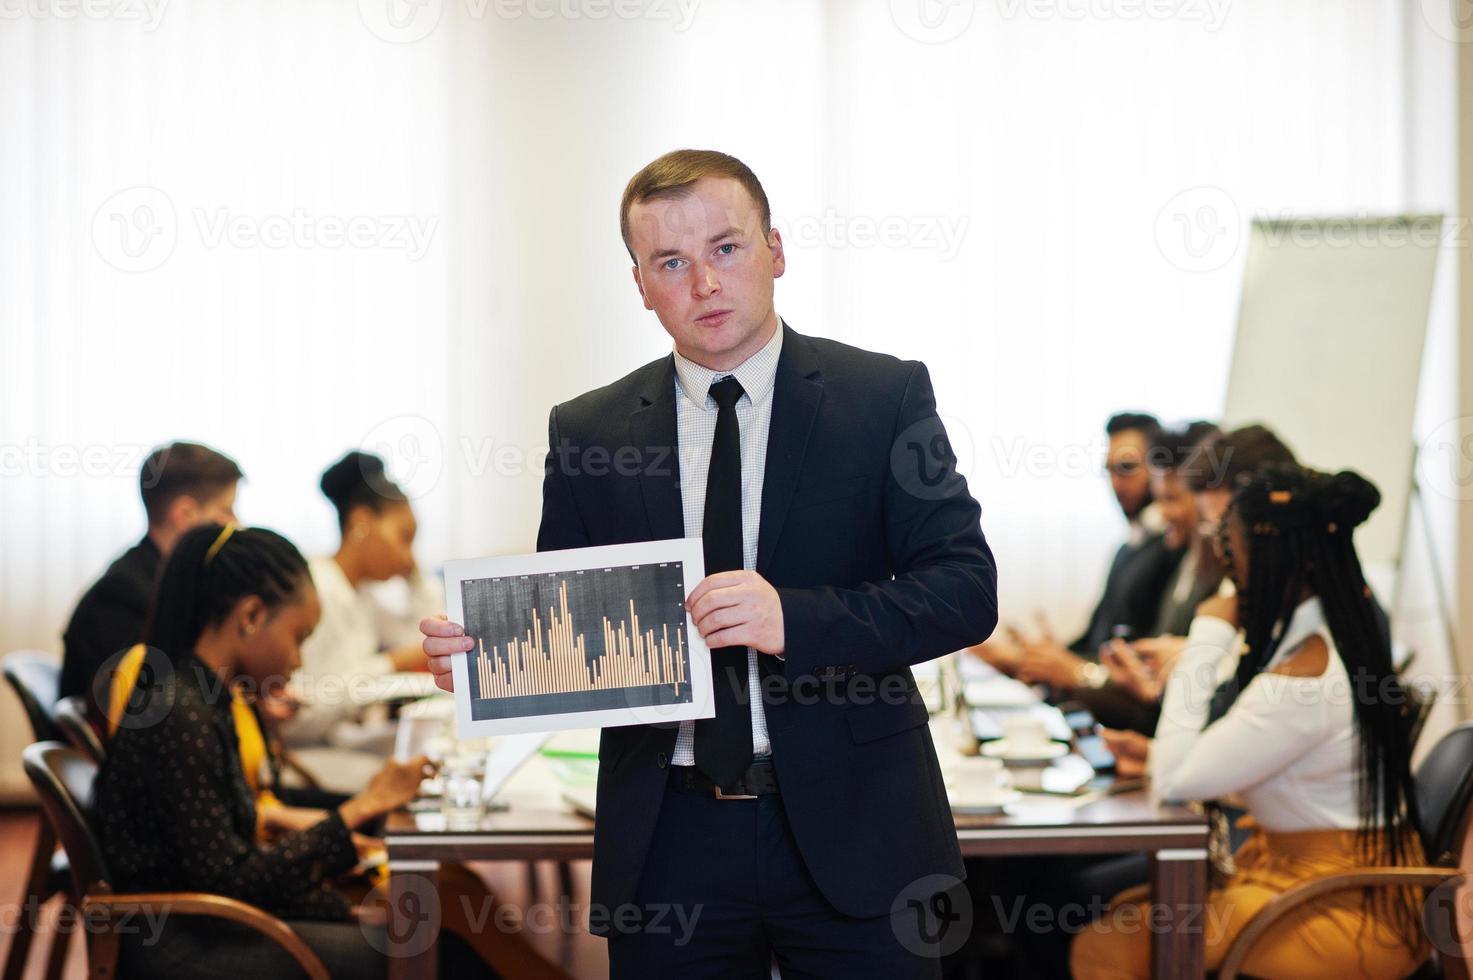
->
xmin=445 ymin=538 xmax=714 ymax=738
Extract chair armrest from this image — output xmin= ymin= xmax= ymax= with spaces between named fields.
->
xmin=1217 ymin=866 xmax=1464 ymax=980
xmin=82 ymin=891 xmax=332 ymax=980
xmin=352 ymin=903 xmax=387 ymax=926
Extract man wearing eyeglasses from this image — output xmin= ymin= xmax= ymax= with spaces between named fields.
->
xmin=975 ymin=412 xmax=1181 ymax=692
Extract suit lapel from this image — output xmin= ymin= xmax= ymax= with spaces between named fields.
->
xmin=757 ymin=324 xmax=823 ymax=575
xmin=628 ymin=326 xmax=824 ymax=564
xmin=628 ymin=355 xmax=685 ymax=542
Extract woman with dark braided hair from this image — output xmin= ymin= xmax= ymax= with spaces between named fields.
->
xmin=92 ymin=524 xmax=502 ymax=978
xmin=1072 ymin=466 xmax=1425 ymax=979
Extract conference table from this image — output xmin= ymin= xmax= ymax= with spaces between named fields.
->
xmin=381 ymin=775 xmax=1209 ymax=979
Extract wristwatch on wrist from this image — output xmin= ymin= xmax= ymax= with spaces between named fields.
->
xmin=1078 ymin=661 xmax=1109 ymax=689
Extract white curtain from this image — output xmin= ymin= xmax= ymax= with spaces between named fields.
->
xmin=0 ymin=0 xmax=1448 ymax=791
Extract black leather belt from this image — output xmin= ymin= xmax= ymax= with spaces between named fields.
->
xmin=670 ymin=760 xmax=780 ymax=799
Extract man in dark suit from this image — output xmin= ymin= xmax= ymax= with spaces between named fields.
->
xmin=423 ymin=149 xmax=997 ymax=977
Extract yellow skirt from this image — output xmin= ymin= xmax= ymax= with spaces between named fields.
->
xmin=1069 ymin=819 xmax=1426 ymax=980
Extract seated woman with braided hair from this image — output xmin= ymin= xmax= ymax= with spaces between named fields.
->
xmin=105 ymin=617 xmax=346 ymax=838
xmin=94 ymin=524 xmax=501 ymax=978
xmin=1071 ymin=466 xmax=1426 ymax=979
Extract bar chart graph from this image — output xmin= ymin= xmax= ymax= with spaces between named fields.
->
xmin=460 ymin=561 xmax=694 ymax=722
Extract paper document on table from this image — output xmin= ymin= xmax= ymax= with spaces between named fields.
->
xmin=481 ymin=732 xmax=551 ymax=802
xmin=446 ymin=538 xmax=714 ymax=739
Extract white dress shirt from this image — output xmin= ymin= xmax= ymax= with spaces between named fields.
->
xmin=284 ymin=555 xmax=443 ymax=747
xmin=1152 ymin=596 xmax=1360 ymax=831
xmin=1127 ymin=501 xmax=1165 ymax=548
xmin=669 ymin=320 xmax=784 ymax=767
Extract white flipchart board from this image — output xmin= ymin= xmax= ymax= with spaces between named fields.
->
xmin=1222 ymin=215 xmax=1442 ymax=573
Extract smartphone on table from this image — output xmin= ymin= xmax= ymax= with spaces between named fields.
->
xmin=1058 ymin=701 xmax=1117 ymax=775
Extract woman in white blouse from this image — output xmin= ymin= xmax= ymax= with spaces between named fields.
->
xmin=1073 ymin=466 xmax=1425 ymax=979
xmin=281 ymin=452 xmax=439 ymax=780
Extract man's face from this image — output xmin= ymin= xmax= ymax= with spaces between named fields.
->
xmin=1105 ymin=430 xmax=1152 ymax=519
xmin=193 ymin=485 xmax=238 ymax=528
xmin=626 ymin=176 xmax=785 ymax=372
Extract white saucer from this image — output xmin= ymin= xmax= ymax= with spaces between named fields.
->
xmin=963 ymin=678 xmax=1037 ymax=708
xmin=981 ymin=739 xmax=1069 ymax=765
xmin=950 ymin=789 xmax=1024 ymax=814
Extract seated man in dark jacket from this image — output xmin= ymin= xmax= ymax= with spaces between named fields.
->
xmin=977 ymin=412 xmax=1182 ymax=694
xmin=60 ymin=441 xmax=241 ymax=718
xmin=1063 ymin=422 xmax=1223 ymax=731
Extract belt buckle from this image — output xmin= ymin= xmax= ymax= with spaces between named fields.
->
xmin=713 ymin=784 xmax=757 ymax=800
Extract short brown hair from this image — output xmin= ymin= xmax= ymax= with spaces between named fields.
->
xmin=619 ymin=149 xmax=771 ymax=263
xmin=139 ymin=442 xmax=243 ymax=524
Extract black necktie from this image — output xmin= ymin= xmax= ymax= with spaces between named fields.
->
xmin=694 ymin=375 xmax=753 ymax=786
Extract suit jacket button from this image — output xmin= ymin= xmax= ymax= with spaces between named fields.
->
xmin=657 ymin=752 xmax=668 ymax=768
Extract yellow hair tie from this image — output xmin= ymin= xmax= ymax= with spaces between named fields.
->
xmin=205 ymin=524 xmax=237 ymax=565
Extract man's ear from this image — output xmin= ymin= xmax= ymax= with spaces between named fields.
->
xmin=631 ymin=263 xmax=654 ymax=311
xmin=166 ymin=494 xmax=199 ymax=533
xmin=768 ymin=228 xmax=785 ymax=279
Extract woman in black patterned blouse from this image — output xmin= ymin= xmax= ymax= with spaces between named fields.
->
xmin=94 ymin=523 xmax=443 ymax=977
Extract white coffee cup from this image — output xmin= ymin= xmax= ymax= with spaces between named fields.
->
xmin=948 ymin=756 xmax=1015 ymax=803
xmin=948 ymin=751 xmax=1007 ymax=789
xmin=1001 ymin=714 xmax=1052 ymax=751
xmin=979 ymin=763 xmax=1014 ymax=802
